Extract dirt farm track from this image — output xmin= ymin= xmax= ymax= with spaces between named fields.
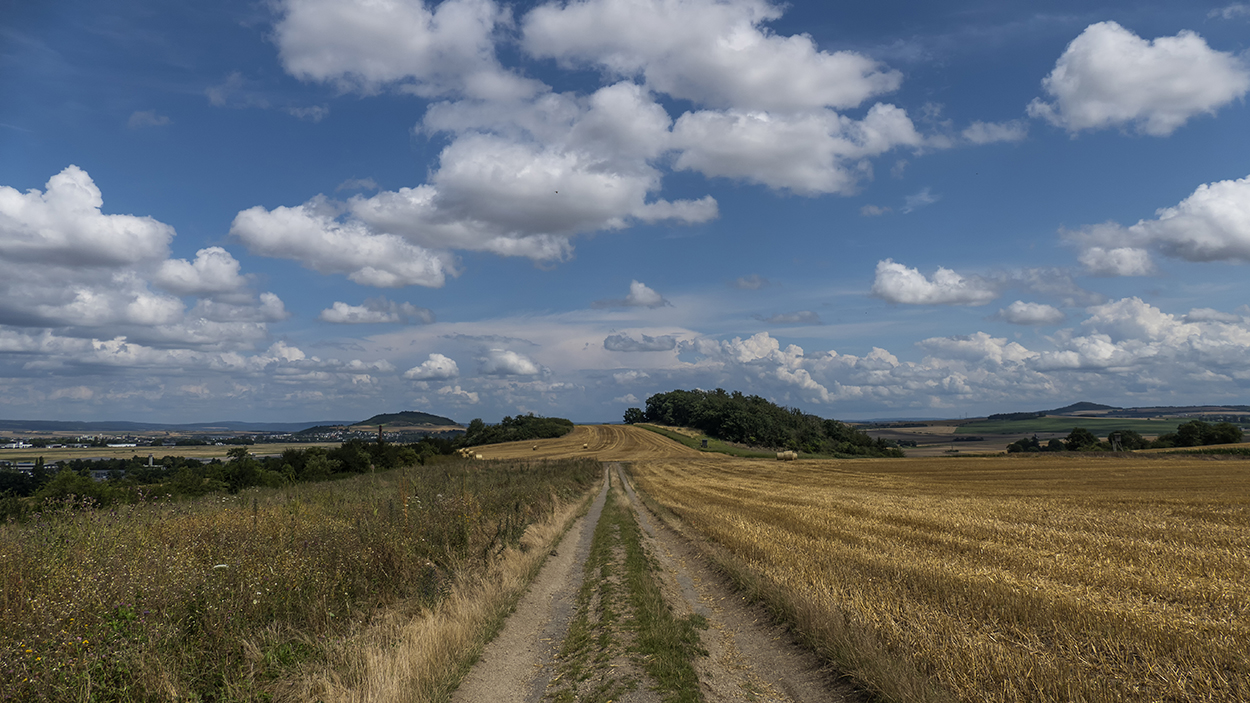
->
xmin=467 ymin=424 xmax=1250 ymax=703
xmin=473 ymin=423 xmax=703 ymax=461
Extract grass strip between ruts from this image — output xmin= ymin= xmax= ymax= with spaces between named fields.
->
xmin=549 ymin=476 xmax=706 ymax=703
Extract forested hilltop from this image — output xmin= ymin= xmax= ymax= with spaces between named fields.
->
xmin=625 ymin=389 xmax=904 ymax=457
xmin=461 ymin=413 xmax=575 ymax=447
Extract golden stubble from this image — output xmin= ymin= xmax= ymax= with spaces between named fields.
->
xmin=630 ymin=454 xmax=1250 ymax=703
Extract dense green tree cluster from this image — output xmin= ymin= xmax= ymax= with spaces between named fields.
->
xmin=626 ymin=388 xmax=903 ymax=457
xmin=1006 ymin=435 xmax=1069 ymax=453
xmin=1007 ymin=420 xmax=1243 ymax=453
xmin=1007 ymin=428 xmax=1152 ymax=453
xmin=987 ymin=411 xmax=1046 ymax=422
xmin=2 ymin=419 xmax=579 ymax=518
xmin=460 ymin=414 xmax=574 ymax=447
xmin=1153 ymin=420 xmax=1243 ymax=448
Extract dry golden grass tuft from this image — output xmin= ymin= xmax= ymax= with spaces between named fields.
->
xmin=288 ymin=495 xmax=588 ymax=703
xmin=1 ymin=458 xmax=600 ymax=701
xmin=630 ymin=454 xmax=1250 ymax=703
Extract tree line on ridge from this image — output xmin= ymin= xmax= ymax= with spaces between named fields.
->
xmin=624 ymin=388 xmax=904 ymax=457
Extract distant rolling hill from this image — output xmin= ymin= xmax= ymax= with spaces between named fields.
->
xmin=1047 ymin=401 xmax=1119 ymax=415
xmin=353 ymin=411 xmax=460 ymax=428
xmin=956 ymin=416 xmax=1184 ymax=437
xmin=957 ymin=401 xmax=1250 ymax=437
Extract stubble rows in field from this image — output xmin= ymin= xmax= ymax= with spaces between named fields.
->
xmin=474 ymin=424 xmax=702 ymax=462
xmin=629 ymin=451 xmax=1250 ymax=703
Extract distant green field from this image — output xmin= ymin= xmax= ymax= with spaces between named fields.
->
xmin=955 ymin=416 xmax=1184 ymax=436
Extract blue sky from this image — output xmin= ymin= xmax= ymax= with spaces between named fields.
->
xmin=3 ymin=0 xmax=1250 ymax=424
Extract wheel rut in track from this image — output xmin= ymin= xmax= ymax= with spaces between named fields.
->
xmin=453 ymin=462 xmax=862 ymax=703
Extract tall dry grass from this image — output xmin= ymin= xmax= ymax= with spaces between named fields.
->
xmin=291 ymin=485 xmax=594 ymax=703
xmin=1 ymin=458 xmax=600 ymax=701
xmin=630 ymin=455 xmax=1250 ymax=703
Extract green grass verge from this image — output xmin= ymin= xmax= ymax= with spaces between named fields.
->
xmin=955 ymin=417 xmax=1183 ymax=436
xmin=550 ymin=485 xmax=634 ymax=703
xmin=617 ymin=492 xmax=707 ymax=702
xmin=550 ymin=483 xmax=706 ymax=703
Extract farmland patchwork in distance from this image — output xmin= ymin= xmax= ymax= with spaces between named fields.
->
xmin=953 ymin=416 xmax=1185 ymax=436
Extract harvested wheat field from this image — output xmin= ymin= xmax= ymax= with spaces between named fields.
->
xmin=630 ymin=451 xmax=1250 ymax=703
xmin=473 ymin=423 xmax=702 ymax=461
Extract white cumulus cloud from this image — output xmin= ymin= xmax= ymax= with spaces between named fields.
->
xmin=919 ymin=332 xmax=1037 ymax=366
xmin=593 ymin=280 xmax=670 ymax=308
xmin=604 ymin=333 xmax=677 ymax=352
xmin=155 ymin=247 xmax=250 ymax=297
xmin=0 ymin=167 xmax=286 ymax=349
xmin=480 ymin=349 xmax=543 ymax=376
xmin=190 ymin=293 xmax=290 ymax=324
xmin=231 ymin=196 xmax=452 ymax=287
xmin=1068 ymin=174 xmax=1250 ymax=268
xmin=520 ymin=0 xmax=922 ymax=197
xmin=405 ymin=353 xmax=461 ymax=380
xmin=671 ymin=103 xmax=922 ymax=195
xmin=240 ymin=82 xmax=718 ymax=276
xmin=274 ymin=0 xmax=538 ymax=100
xmin=613 ymin=369 xmax=649 ymax=384
xmin=521 ymin=0 xmax=901 ymax=112
xmin=995 ymin=301 xmax=1066 ymax=325
xmin=1028 ymin=21 xmax=1250 ymax=136
xmin=1132 ymin=175 xmax=1250 ymax=262
xmin=0 ymin=165 xmax=173 ymax=266
xmin=319 ymin=297 xmax=435 ymax=324
xmin=438 ymin=384 xmax=480 ymax=404
xmin=1078 ymin=246 xmax=1156 ymax=276
xmin=871 ymin=259 xmax=999 ymax=306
